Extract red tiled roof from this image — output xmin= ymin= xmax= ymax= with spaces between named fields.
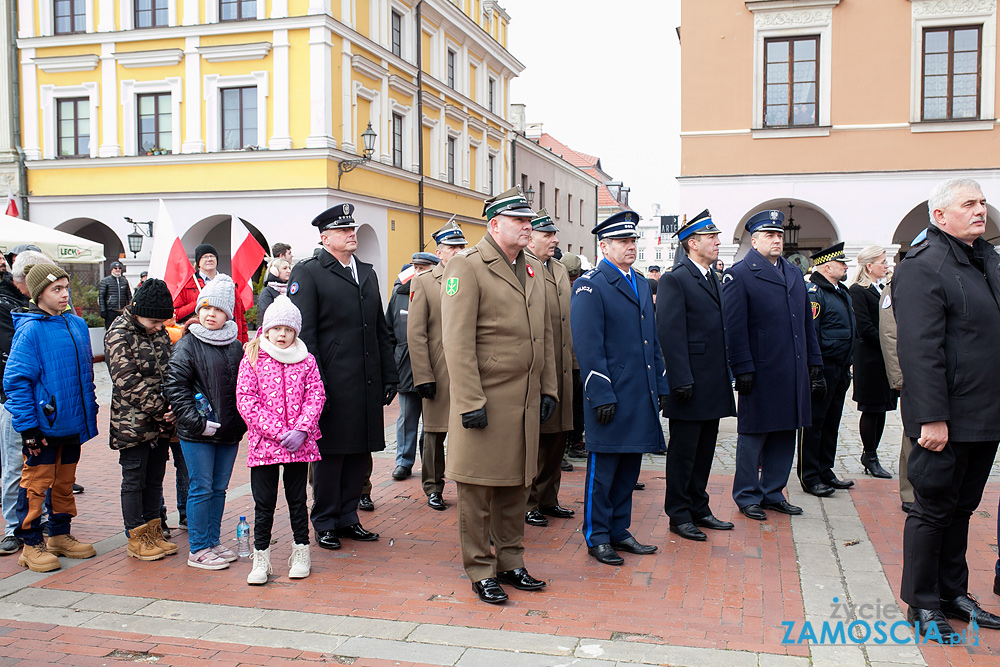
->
xmin=536 ymin=132 xmax=632 ymax=211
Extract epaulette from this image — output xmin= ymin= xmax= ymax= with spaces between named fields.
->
xmin=807 ymin=283 xmax=818 ymax=293
xmin=459 ymin=247 xmax=477 ymax=257
xmin=905 ymin=243 xmax=929 ymax=258
xmin=581 ymin=268 xmax=598 ymax=279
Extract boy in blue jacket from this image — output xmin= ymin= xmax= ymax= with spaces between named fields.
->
xmin=3 ymin=263 xmax=98 ymax=571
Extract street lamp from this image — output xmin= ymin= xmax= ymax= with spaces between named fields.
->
xmin=784 ymin=202 xmax=801 ymax=248
xmin=525 ymin=184 xmax=535 ymax=207
xmin=124 ymin=216 xmax=154 ymax=257
xmin=337 ymin=122 xmax=378 ymax=187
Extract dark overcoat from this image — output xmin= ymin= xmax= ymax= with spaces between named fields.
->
xmin=289 ymin=249 xmax=397 ymax=455
xmin=385 ymin=279 xmax=414 ymax=392
xmin=656 ymin=256 xmax=736 ymax=421
xmin=849 ymin=283 xmax=894 ymax=405
xmin=570 ymin=260 xmax=669 ymax=453
xmin=722 ymin=248 xmax=822 ymax=433
xmin=894 ymin=224 xmax=1000 ymax=441
xmin=806 ymin=271 xmax=855 ymax=365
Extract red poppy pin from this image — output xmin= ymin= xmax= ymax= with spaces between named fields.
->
xmin=526 ymin=264 xmax=534 ymax=277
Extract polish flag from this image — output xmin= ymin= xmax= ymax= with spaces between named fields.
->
xmin=230 ymin=215 xmax=265 ymax=311
xmin=5 ymin=185 xmax=18 ymax=218
xmin=147 ymin=199 xmax=195 ymax=301
xmin=397 ymin=265 xmax=416 ymax=285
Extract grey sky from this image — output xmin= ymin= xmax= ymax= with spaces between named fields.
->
xmin=504 ymin=0 xmax=682 ymax=222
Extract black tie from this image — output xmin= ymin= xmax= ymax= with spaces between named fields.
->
xmin=706 ymin=271 xmax=717 ymax=295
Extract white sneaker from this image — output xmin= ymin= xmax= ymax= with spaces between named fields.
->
xmin=288 ymin=543 xmax=310 ymax=579
xmin=247 ymin=548 xmax=271 ymax=585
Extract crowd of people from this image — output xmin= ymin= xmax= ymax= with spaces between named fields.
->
xmin=0 ymin=177 xmax=996 ymax=644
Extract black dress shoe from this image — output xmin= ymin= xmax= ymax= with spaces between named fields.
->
xmin=611 ymin=535 xmax=658 ymax=554
xmin=907 ymin=607 xmax=956 ymax=643
xmin=740 ymin=504 xmax=767 ymax=520
xmin=940 ymin=594 xmax=1000 ymax=629
xmin=761 ymin=500 xmax=803 ymax=515
xmin=634 ymin=482 xmax=646 ymax=491
xmin=539 ymin=505 xmax=574 ymax=518
xmin=801 ymin=482 xmax=835 ymax=497
xmin=391 ymin=465 xmax=411 ymax=480
xmin=316 ymin=530 xmax=341 ymax=550
xmin=427 ymin=492 xmax=446 ymax=511
xmin=588 ymin=543 xmax=624 ymax=565
xmin=524 ymin=510 xmax=549 ymax=527
xmin=336 ymin=523 xmax=379 ymax=541
xmin=901 ymin=502 xmax=914 ymax=513
xmin=824 ymin=477 xmax=855 ymax=490
xmin=472 ymin=578 xmax=508 ymax=604
xmin=669 ymin=522 xmax=707 ymax=541
xmin=496 ymin=567 xmax=547 ymax=590
xmin=994 ymin=574 xmax=1000 ymax=597
xmin=561 ymin=459 xmax=574 ymax=472
xmin=692 ymin=515 xmax=734 ymax=531
xmin=358 ymin=494 xmax=375 ymax=511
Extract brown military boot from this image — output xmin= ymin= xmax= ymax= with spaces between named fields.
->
xmin=18 ymin=542 xmax=60 ymax=572
xmin=126 ymin=524 xmax=165 ymax=561
xmin=146 ymin=518 xmax=177 ymax=556
xmin=46 ymin=533 xmax=96 ymax=559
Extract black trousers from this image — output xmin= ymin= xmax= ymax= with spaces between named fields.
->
xmin=798 ymin=361 xmax=851 ymax=488
xmin=119 ymin=439 xmax=169 ymax=531
xmin=527 ymin=432 xmax=567 ymax=511
xmin=900 ymin=439 xmax=998 ymax=609
xmin=310 ymin=452 xmax=368 ymax=532
xmin=250 ymin=462 xmax=310 ymax=550
xmin=664 ymin=419 xmax=719 ymax=525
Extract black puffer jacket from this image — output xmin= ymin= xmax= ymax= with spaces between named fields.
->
xmin=163 ymin=331 xmax=246 ymax=444
xmin=385 ymin=279 xmax=414 ymax=392
xmin=98 ymin=275 xmax=132 ymax=316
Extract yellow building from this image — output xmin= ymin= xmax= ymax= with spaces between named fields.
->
xmin=16 ymin=0 xmax=523 ymax=293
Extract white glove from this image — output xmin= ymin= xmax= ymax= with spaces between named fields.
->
xmin=201 ymin=420 xmax=221 ymax=437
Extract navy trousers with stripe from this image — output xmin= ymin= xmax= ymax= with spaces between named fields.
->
xmin=582 ymin=451 xmax=642 ymax=547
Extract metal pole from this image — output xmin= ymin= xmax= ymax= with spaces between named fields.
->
xmin=416 ymin=1 xmax=425 ymax=250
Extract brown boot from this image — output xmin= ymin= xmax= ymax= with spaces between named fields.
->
xmin=146 ymin=518 xmax=177 ymax=556
xmin=126 ymin=524 xmax=165 ymax=561
xmin=18 ymin=542 xmax=60 ymax=572
xmin=46 ymin=533 xmax=96 ymax=559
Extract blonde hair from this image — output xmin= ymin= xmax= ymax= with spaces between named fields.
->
xmin=850 ymin=245 xmax=887 ymax=288
xmin=269 ymin=257 xmax=291 ymax=274
xmin=244 ymin=337 xmax=261 ymax=367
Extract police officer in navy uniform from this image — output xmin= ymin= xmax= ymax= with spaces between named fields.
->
xmin=289 ymin=203 xmax=398 ymax=551
xmin=722 ymin=210 xmax=822 ymax=521
xmin=656 ymin=210 xmax=736 ymax=541
xmin=798 ymin=243 xmax=857 ymax=497
xmin=571 ymin=211 xmax=669 ymax=566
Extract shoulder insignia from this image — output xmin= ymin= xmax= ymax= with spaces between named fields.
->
xmin=807 ymin=283 xmax=818 ymax=293
xmin=445 ymin=277 xmax=459 ymax=296
xmin=459 ymin=248 xmax=476 ymax=257
xmin=722 ymin=273 xmax=734 ymax=284
xmin=906 ymin=244 xmax=928 ymax=258
xmin=881 ymin=292 xmax=892 ymax=309
xmin=582 ymin=268 xmax=598 ymax=279
xmin=811 ymin=301 xmax=821 ymax=319
xmin=289 ymin=282 xmax=299 ymax=295
xmin=575 ymin=284 xmax=593 ymax=295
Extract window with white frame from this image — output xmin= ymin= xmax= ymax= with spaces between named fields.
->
xmin=655 ymin=247 xmax=662 ymax=261
xmin=57 ymin=97 xmax=90 ymax=157
xmin=447 ymin=49 xmax=456 ymax=88
xmin=554 ymin=188 xmax=560 ymax=218
xmin=220 ymin=0 xmax=256 ymax=21
xmin=392 ymin=112 xmax=404 ymax=168
xmin=138 ymin=92 xmax=171 ymax=154
xmin=135 ymin=0 xmax=169 ymax=28
xmin=221 ymin=87 xmax=257 ymax=150
xmin=391 ymin=11 xmax=403 ymax=57
xmin=638 ymin=248 xmax=645 ymax=262
xmin=447 ymin=137 xmax=456 ymax=184
xmin=54 ymin=0 xmax=86 ymax=34
xmin=488 ymin=78 xmax=495 ymax=112
xmin=922 ymin=25 xmax=982 ymax=120
xmin=488 ymin=154 xmax=495 ymax=195
xmin=764 ymin=36 xmax=819 ymax=128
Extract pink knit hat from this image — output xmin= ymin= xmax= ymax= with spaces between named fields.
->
xmin=261 ymin=294 xmax=302 ymax=335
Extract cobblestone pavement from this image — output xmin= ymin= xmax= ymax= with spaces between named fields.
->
xmin=0 ymin=369 xmax=998 ymax=666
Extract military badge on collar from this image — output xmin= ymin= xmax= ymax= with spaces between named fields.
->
xmin=527 ymin=264 xmax=534 ymax=278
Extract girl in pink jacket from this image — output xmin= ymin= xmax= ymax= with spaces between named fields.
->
xmin=236 ymin=295 xmax=325 ymax=585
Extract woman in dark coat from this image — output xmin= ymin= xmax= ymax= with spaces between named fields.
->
xmin=848 ymin=245 xmax=894 ymax=478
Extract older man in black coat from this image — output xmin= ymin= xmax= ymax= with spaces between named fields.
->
xmin=656 ymin=211 xmax=736 ymax=541
xmin=894 ymin=178 xmax=1000 ymax=641
xmin=289 ymin=203 xmax=398 ymax=551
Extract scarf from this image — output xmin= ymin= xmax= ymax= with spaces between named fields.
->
xmin=259 ymin=336 xmax=308 ymax=364
xmin=188 ymin=320 xmax=238 ymax=346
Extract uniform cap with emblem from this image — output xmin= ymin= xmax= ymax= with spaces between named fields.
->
xmin=431 ymin=220 xmax=468 ymax=246
xmin=483 ymin=186 xmax=535 ymax=220
xmin=411 ymin=251 xmax=440 ymax=266
xmin=647 ymin=265 xmax=661 ymax=272
xmin=530 ymin=208 xmax=559 ymax=233
xmin=676 ymin=209 xmax=721 ymax=241
xmin=592 ymin=210 xmax=640 ymax=240
xmin=744 ymin=209 xmax=786 ymax=234
xmin=810 ymin=242 xmax=848 ymax=266
xmin=312 ymin=202 xmax=361 ymax=231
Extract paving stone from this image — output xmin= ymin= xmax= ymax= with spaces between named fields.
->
xmin=336 ymin=636 xmax=464 ymax=664
xmin=2 ymin=587 xmax=89 ymax=608
xmin=643 ymin=644 xmax=760 ymax=667
xmin=575 ymin=640 xmax=653 ymax=663
xmin=457 ymin=647 xmax=609 ymax=667
xmin=83 ymin=611 xmax=216 ymax=639
xmin=139 ymin=599 xmax=267 ymax=626
xmin=256 ymin=608 xmax=348 ymax=634
xmin=0 ymin=602 xmax=100 ymax=627
xmin=201 ymin=624 xmax=348 ymax=653
xmin=409 ymin=623 xmax=575 ymax=655
xmin=808 ymin=643 xmax=869 ymax=667
xmin=863 ymin=643 xmax=925 ymax=664
xmin=331 ymin=616 xmax=417 ymax=640
xmin=71 ymin=592 xmax=154 ymax=614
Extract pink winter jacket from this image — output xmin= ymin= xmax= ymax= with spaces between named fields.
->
xmin=236 ymin=349 xmax=325 ymax=467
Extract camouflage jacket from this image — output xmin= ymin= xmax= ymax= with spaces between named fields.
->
xmin=106 ymin=309 xmax=175 ymax=449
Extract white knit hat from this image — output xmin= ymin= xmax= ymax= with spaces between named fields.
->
xmin=196 ymin=273 xmax=236 ymax=320
xmin=261 ymin=294 xmax=302 ymax=335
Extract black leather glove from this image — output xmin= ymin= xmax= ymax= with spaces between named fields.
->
xmin=810 ymin=366 xmax=827 ymax=401
xmin=735 ymin=373 xmax=755 ymax=396
xmin=673 ymin=384 xmax=694 ymax=403
xmin=383 ymin=383 xmax=398 ymax=406
xmin=461 ymin=407 xmax=488 ymax=429
xmin=539 ymin=395 xmax=557 ymax=423
xmin=595 ymin=403 xmax=616 ymax=425
xmin=416 ymin=382 xmax=437 ymax=400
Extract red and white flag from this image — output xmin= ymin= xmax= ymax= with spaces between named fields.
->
xmin=230 ymin=215 xmax=265 ymax=311
xmin=5 ymin=185 xmax=19 ymax=218
xmin=147 ymin=199 xmax=195 ymax=301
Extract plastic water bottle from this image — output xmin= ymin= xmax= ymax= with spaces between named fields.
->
xmin=236 ymin=516 xmax=251 ymax=558
xmin=194 ymin=393 xmax=215 ymax=421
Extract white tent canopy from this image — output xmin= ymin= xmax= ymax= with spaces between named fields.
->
xmin=0 ymin=215 xmax=106 ymax=264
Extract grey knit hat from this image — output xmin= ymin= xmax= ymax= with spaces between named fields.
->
xmin=196 ymin=273 xmax=235 ymax=320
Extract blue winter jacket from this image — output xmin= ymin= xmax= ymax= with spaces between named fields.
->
xmin=3 ymin=306 xmax=98 ymax=442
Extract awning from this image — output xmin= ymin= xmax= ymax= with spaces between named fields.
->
xmin=0 ymin=215 xmax=107 ymax=264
